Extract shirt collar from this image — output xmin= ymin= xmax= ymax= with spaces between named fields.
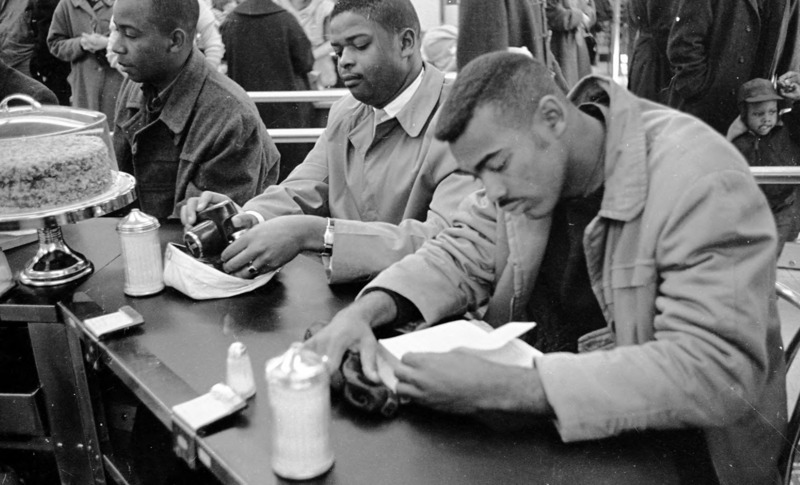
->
xmin=376 ymin=66 xmax=425 ymax=122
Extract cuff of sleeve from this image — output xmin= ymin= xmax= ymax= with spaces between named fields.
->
xmin=244 ymin=210 xmax=265 ymax=224
xmin=360 ymin=288 xmax=422 ymax=327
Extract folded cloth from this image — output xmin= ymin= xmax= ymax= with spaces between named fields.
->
xmin=163 ymin=243 xmax=276 ymax=300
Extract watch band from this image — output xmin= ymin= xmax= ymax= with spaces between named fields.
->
xmin=321 ymin=218 xmax=334 ymax=257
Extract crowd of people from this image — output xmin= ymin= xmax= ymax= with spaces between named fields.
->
xmin=2 ymin=0 xmax=800 ymax=483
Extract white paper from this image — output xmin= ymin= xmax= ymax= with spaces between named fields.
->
xmin=376 ymin=320 xmax=541 ymax=391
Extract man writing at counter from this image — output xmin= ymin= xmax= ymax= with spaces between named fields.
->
xmin=110 ymin=0 xmax=280 ymax=219
xmin=181 ymin=0 xmax=480 ymax=283
xmin=306 ymin=52 xmax=787 ymax=484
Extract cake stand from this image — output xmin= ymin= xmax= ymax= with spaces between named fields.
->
xmin=0 ymin=171 xmax=136 ymax=286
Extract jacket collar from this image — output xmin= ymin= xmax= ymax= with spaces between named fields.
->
xmin=393 ymin=63 xmax=445 ymax=138
xmin=569 ymin=76 xmax=648 ymax=222
xmin=124 ymin=48 xmax=209 ymax=135
xmin=69 ymin=0 xmax=113 ymax=9
xmin=234 ymin=0 xmax=284 ymax=16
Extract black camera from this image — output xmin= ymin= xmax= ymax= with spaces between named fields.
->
xmin=183 ymin=200 xmax=243 ymax=261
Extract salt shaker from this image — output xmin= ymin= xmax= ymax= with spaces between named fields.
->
xmin=117 ymin=209 xmax=164 ymax=296
xmin=226 ymin=342 xmax=256 ymax=399
xmin=265 ymin=342 xmax=334 ymax=480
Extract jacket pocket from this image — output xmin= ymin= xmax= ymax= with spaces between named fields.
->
xmin=610 ymin=260 xmax=657 ymax=289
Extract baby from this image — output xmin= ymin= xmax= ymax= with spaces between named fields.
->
xmin=727 ymin=72 xmax=800 ymax=255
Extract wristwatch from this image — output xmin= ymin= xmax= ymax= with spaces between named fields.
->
xmin=321 ymin=218 xmax=334 ymax=257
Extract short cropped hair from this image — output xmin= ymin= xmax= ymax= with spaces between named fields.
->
xmin=435 ymin=52 xmax=564 ymax=142
xmin=148 ymin=0 xmax=199 ymax=37
xmin=332 ymin=0 xmax=421 ymax=36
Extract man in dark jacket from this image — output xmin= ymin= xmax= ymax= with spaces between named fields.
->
xmin=110 ymin=0 xmax=280 ymax=218
xmin=627 ymin=0 xmax=678 ymax=103
xmin=221 ymin=0 xmax=315 ymax=179
xmin=667 ymin=0 xmax=799 ymax=133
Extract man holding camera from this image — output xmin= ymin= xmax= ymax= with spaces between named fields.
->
xmin=181 ymin=0 xmax=480 ymax=283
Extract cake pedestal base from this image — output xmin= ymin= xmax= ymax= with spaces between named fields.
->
xmin=18 ymin=225 xmax=94 ymax=287
xmin=0 ymin=171 xmax=136 ymax=287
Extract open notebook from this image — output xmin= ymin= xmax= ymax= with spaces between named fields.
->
xmin=376 ymin=320 xmax=541 ymax=391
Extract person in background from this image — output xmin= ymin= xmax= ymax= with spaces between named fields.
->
xmin=46 ymin=0 xmax=122 ymax=126
xmin=667 ymin=0 xmax=799 ymax=134
xmin=0 ymin=0 xmax=35 ymax=77
xmin=196 ymin=0 xmax=224 ymax=70
xmin=421 ymin=24 xmax=457 ymax=74
xmin=0 ymin=57 xmax=58 ymax=104
xmin=110 ymin=0 xmax=279 ymax=218
xmin=29 ymin=0 xmax=71 ymax=105
xmin=626 ymin=0 xmax=678 ymax=103
xmin=181 ymin=0 xmax=481 ymax=284
xmin=306 ymin=52 xmax=786 ymax=485
xmin=275 ymin=0 xmax=337 ymax=89
xmin=221 ymin=0 xmax=315 ymax=179
xmin=728 ymin=74 xmax=800 ymax=256
xmin=546 ymin=0 xmax=595 ymax=88
xmin=456 ymin=0 xmax=566 ymax=92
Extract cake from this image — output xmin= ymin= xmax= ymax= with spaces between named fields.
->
xmin=0 ymin=134 xmax=113 ymax=211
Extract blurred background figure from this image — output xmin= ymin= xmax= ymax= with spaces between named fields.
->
xmin=47 ymin=0 xmax=123 ymax=126
xmin=222 ymin=0 xmax=314 ymax=180
xmin=421 ymin=24 xmax=457 ymax=74
xmin=1 ymin=57 xmax=57 ymax=104
xmin=29 ymin=0 xmax=71 ymax=104
xmin=210 ymin=0 xmax=238 ymax=25
xmin=0 ymin=0 xmax=35 ymax=77
xmin=197 ymin=0 xmax=225 ymax=71
xmin=667 ymin=0 xmax=800 ymax=134
xmin=627 ymin=0 xmax=678 ymax=103
xmin=275 ymin=0 xmax=336 ymax=89
xmin=456 ymin=0 xmax=567 ymax=90
xmin=546 ymin=0 xmax=596 ymax=88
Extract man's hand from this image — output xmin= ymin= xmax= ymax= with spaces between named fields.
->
xmin=180 ymin=191 xmax=239 ymax=227
xmin=778 ymin=71 xmax=800 ymax=101
xmin=220 ymin=215 xmax=326 ymax=277
xmin=80 ymin=32 xmax=108 ymax=52
xmin=303 ymin=291 xmax=398 ymax=381
xmin=394 ymin=351 xmax=554 ymax=415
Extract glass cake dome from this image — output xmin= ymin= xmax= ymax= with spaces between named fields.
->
xmin=0 ymin=94 xmax=118 ymax=170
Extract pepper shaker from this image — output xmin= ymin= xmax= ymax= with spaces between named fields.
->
xmin=117 ymin=209 xmax=164 ymax=296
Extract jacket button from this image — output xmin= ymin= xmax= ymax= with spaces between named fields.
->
xmin=738 ymin=56 xmax=745 ymax=63
xmin=746 ymin=26 xmax=752 ymax=32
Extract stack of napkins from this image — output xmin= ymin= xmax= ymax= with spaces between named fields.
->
xmin=376 ymin=320 xmax=541 ymax=391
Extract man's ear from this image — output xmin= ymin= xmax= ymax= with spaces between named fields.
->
xmin=168 ymin=28 xmax=189 ymax=53
xmin=536 ymin=95 xmax=568 ymax=137
xmin=398 ymin=27 xmax=417 ymax=60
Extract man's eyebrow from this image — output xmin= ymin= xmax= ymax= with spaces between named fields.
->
xmin=331 ymin=33 xmax=370 ymax=45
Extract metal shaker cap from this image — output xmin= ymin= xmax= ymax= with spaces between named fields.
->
xmin=117 ymin=209 xmax=160 ymax=233
xmin=266 ymin=342 xmax=327 ymax=389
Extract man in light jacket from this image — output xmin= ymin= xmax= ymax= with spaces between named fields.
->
xmin=307 ymin=52 xmax=787 ymax=484
xmin=181 ymin=0 xmax=479 ymax=284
